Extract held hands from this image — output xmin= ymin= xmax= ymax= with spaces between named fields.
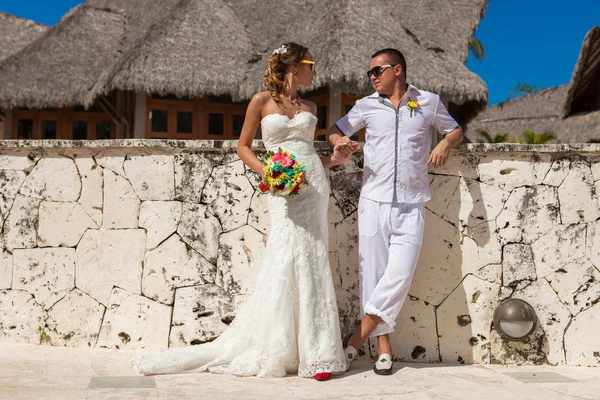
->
xmin=332 ymin=137 xmax=359 ymax=165
xmin=428 ymin=139 xmax=451 ymax=167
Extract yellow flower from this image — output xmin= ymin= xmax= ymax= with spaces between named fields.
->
xmin=406 ymin=98 xmax=420 ymax=117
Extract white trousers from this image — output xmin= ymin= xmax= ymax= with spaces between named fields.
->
xmin=358 ymin=197 xmax=425 ymax=337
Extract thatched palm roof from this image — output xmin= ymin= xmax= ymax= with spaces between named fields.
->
xmin=99 ymin=0 xmax=254 ymax=100
xmin=0 ymin=0 xmax=180 ymax=109
xmin=0 ymin=12 xmax=47 ymax=62
xmin=228 ymin=0 xmax=488 ymax=119
xmin=564 ymin=27 xmax=600 ymax=117
xmin=0 ymin=0 xmax=488 ymax=123
xmin=467 ymin=27 xmax=600 ymax=144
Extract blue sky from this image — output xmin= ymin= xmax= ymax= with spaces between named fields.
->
xmin=1 ymin=0 xmax=599 ymax=105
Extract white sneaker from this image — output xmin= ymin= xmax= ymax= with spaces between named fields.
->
xmin=373 ymin=353 xmax=393 ymax=375
xmin=345 ymin=345 xmax=358 ymax=372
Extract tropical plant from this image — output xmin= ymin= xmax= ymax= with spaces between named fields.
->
xmin=469 ymin=37 xmax=485 ymax=61
xmin=507 ymin=83 xmax=547 ymax=100
xmin=513 ymin=129 xmax=557 ymax=144
xmin=478 ymin=128 xmax=509 ymax=143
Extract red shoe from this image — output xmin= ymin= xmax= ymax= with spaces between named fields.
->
xmin=313 ymin=372 xmax=331 ymax=381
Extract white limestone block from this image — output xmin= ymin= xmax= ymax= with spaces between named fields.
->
xmin=390 ymin=296 xmax=439 ymax=362
xmin=588 ymin=220 xmax=600 ymax=269
xmin=437 ymin=275 xmax=500 ymax=364
xmin=169 ymin=284 xmax=235 ymax=347
xmin=124 ymin=154 xmax=175 ymax=201
xmin=428 ymin=152 xmax=479 ymax=179
xmin=12 ymin=248 xmax=75 ymax=309
xmin=478 ymin=153 xmax=552 ymax=191
xmin=335 ymin=212 xmax=359 ymax=294
xmin=174 ymin=151 xmax=223 ymax=203
xmin=410 ymin=210 xmax=462 ymax=305
xmin=177 ymin=202 xmax=222 ymax=264
xmin=496 ymin=185 xmax=559 ymax=245
xmin=97 ymin=288 xmax=171 ymax=350
xmin=217 ymin=225 xmax=266 ymax=295
xmin=0 ymin=251 xmax=11 ymax=289
xmin=591 ymin=160 xmax=600 ymax=182
xmin=2 ymin=195 xmax=41 ymax=250
xmin=327 ymin=196 xmax=344 ymax=254
xmin=74 ymin=156 xmax=103 ymax=226
xmin=38 ymin=202 xmax=97 ymax=247
xmin=565 ymin=303 xmax=600 ymax=366
xmin=76 ymin=229 xmax=146 ymax=305
xmin=444 ymin=179 xmax=509 ymax=229
xmin=546 ymin=259 xmax=600 ymax=315
xmin=201 ymin=160 xmax=253 ymax=232
xmin=0 ymin=169 xmax=27 ymax=220
xmin=474 ymin=263 xmax=502 ymax=285
xmin=19 ymin=157 xmax=81 ymax=201
xmin=532 ymin=224 xmax=587 ymax=278
xmin=143 ymin=234 xmax=216 ymax=305
xmin=558 ymin=162 xmax=600 ymax=224
xmin=542 ymin=158 xmax=570 ymax=187
xmin=0 ymin=150 xmax=39 ymax=170
xmin=503 ymin=244 xmax=536 ymax=288
xmin=0 ymin=290 xmax=44 ymax=344
xmin=46 ymin=289 xmax=104 ymax=347
xmin=465 ymin=220 xmax=503 ymax=267
xmin=102 ymin=170 xmax=140 ymax=229
xmin=139 ymin=201 xmax=182 ymax=250
xmin=427 ymin=175 xmax=460 ymax=218
xmin=248 ymin=191 xmax=270 ymax=235
xmin=95 ymin=149 xmax=126 ymax=177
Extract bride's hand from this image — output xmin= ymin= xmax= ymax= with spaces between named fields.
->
xmin=332 ymin=140 xmax=358 ymax=165
xmin=334 ymin=137 xmax=358 ymax=158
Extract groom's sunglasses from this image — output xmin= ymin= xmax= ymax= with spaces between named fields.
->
xmin=299 ymin=60 xmax=316 ymax=72
xmin=367 ymin=64 xmax=398 ymax=79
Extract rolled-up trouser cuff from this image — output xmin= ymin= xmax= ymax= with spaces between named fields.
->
xmin=364 ymin=302 xmax=396 ymax=337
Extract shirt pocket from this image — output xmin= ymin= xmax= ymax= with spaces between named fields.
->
xmin=358 ymin=197 xmax=378 ymax=237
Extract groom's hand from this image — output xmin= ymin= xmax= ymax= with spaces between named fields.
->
xmin=428 ymin=139 xmax=451 ymax=167
xmin=334 ymin=137 xmax=359 ymax=158
xmin=332 ymin=139 xmax=359 ymax=165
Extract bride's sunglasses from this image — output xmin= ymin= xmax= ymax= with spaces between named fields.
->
xmin=367 ymin=64 xmax=398 ymax=79
xmin=299 ymin=60 xmax=316 ymax=72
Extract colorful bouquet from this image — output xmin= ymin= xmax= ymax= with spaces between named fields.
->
xmin=258 ymin=149 xmax=308 ymax=196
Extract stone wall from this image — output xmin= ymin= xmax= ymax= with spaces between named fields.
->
xmin=0 ymin=140 xmax=599 ymax=367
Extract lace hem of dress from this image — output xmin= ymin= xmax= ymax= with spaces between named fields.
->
xmin=130 ymin=355 xmax=161 ymax=375
xmin=131 ymin=355 xmax=347 ymax=379
xmin=297 ymin=360 xmax=348 ymax=378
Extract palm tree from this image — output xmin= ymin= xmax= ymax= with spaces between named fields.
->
xmin=469 ymin=37 xmax=485 ymax=61
xmin=479 ymin=128 xmax=509 ymax=143
xmin=513 ymin=129 xmax=557 ymax=144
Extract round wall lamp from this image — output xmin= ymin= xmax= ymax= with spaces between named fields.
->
xmin=493 ymin=298 xmax=537 ymax=341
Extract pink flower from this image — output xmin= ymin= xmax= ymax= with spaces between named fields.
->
xmin=272 ymin=152 xmax=293 ymax=167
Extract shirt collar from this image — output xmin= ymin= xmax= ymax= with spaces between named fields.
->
xmin=374 ymin=84 xmax=419 ymax=104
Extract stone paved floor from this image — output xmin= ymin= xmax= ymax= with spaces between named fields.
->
xmin=1 ymin=344 xmax=599 ymax=400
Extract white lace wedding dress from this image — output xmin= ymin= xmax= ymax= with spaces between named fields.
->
xmin=131 ymin=111 xmax=346 ymax=378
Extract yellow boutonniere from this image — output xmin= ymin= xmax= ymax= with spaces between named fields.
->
xmin=406 ymin=99 xmax=420 ymax=118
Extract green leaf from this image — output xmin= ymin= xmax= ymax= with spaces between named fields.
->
xmin=469 ymin=37 xmax=486 ymax=61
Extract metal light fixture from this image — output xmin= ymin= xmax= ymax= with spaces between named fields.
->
xmin=493 ymin=298 xmax=537 ymax=341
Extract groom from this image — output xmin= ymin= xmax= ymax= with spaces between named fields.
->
xmin=327 ymin=48 xmax=463 ymax=375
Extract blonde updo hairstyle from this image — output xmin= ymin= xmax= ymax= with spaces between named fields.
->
xmin=263 ymin=42 xmax=309 ymax=104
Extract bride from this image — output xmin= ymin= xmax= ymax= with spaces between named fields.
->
xmin=131 ymin=42 xmax=358 ymax=381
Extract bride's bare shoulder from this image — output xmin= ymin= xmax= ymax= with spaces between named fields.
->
xmin=252 ymin=91 xmax=273 ymax=105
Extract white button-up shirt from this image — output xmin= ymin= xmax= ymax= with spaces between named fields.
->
xmin=336 ymin=85 xmax=458 ymax=203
